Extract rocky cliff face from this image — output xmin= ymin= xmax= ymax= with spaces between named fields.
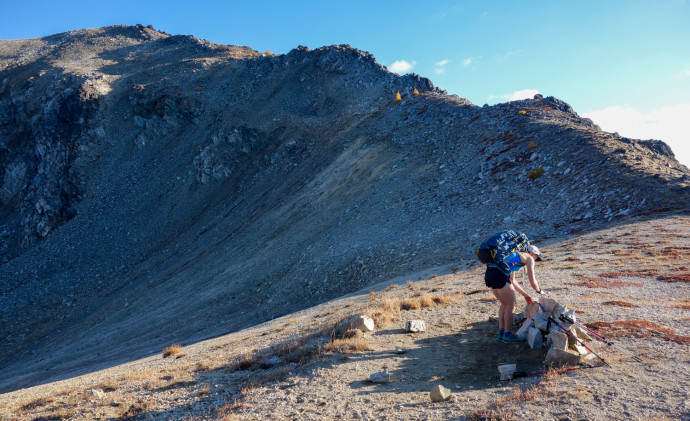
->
xmin=0 ymin=25 xmax=688 ymax=392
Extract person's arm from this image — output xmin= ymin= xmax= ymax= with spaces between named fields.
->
xmin=520 ymin=253 xmax=545 ymax=295
xmin=511 ymin=275 xmax=534 ymax=304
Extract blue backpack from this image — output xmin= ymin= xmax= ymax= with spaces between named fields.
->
xmin=475 ymin=230 xmax=531 ymax=274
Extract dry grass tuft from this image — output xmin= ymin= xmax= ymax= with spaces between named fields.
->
xmin=162 ymin=344 xmax=183 ymax=358
xmin=324 ymin=336 xmax=372 ymax=353
xmin=432 ymin=291 xmax=464 ymax=305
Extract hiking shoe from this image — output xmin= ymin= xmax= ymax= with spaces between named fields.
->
xmin=501 ymin=332 xmax=525 ymax=343
xmin=496 ymin=331 xmax=504 ymax=341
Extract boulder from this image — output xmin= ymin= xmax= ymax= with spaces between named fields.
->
xmin=88 ymin=389 xmax=105 ymax=398
xmin=340 ymin=315 xmax=375 ymax=334
xmin=527 ymin=327 xmax=543 ymax=350
xmin=538 ymin=297 xmax=559 ymax=315
xmin=515 ymin=318 xmax=534 ymax=340
xmin=571 ymin=342 xmax=589 ymax=355
xmin=533 ymin=313 xmax=549 ymax=331
xmin=370 ymin=369 xmax=395 ymax=383
xmin=430 ymin=385 xmax=452 ymax=402
xmin=525 ymin=302 xmax=544 ymax=319
xmin=405 ymin=320 xmax=426 ymax=333
xmin=498 ymin=364 xmax=517 ymax=380
xmin=548 ymin=330 xmax=569 ymax=351
xmin=572 ymin=325 xmax=593 ymax=342
xmin=545 ymin=348 xmax=582 ymax=367
xmin=562 ymin=309 xmax=577 ymax=323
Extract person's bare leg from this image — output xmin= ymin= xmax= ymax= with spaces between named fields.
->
xmin=493 ymin=284 xmax=517 ymax=333
xmin=491 ymin=289 xmax=507 ymax=331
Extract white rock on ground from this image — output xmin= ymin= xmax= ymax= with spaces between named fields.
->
xmin=405 ymin=320 xmax=426 ymax=333
xmin=430 ymin=385 xmax=451 ymax=402
xmin=515 ymin=318 xmax=534 ymax=340
xmin=342 ymin=315 xmax=375 ymax=333
xmin=370 ymin=370 xmax=395 ymax=383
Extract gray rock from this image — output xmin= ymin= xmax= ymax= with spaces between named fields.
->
xmin=405 ymin=320 xmax=426 ymax=333
xmin=527 ymin=327 xmax=543 ymax=350
xmin=341 ymin=315 xmax=375 ymax=333
xmin=430 ymin=385 xmax=451 ymax=402
xmin=89 ymin=389 xmax=105 ymax=398
xmin=545 ymin=348 xmax=582 ymax=367
xmin=369 ymin=369 xmax=395 ymax=383
xmin=548 ymin=330 xmax=569 ymax=351
xmin=515 ymin=318 xmax=533 ymax=340
xmin=533 ymin=313 xmax=549 ymax=332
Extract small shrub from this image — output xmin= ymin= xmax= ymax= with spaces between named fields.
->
xmin=395 ymin=91 xmax=402 ymax=103
xmin=162 ymin=344 xmax=183 ymax=358
xmin=325 ymin=336 xmax=372 ymax=353
xmin=518 ymin=110 xmax=527 ymax=115
xmin=528 ymin=167 xmax=544 ymax=180
xmin=265 ymin=49 xmax=272 ymax=56
xmin=97 ymin=378 xmax=121 ymax=392
xmin=527 ymin=140 xmax=537 ymax=149
xmin=413 ymin=88 xmax=419 ymax=95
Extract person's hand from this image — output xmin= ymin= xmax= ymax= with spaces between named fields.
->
xmin=524 ymin=295 xmax=534 ymax=305
xmin=536 ymin=289 xmax=546 ymax=295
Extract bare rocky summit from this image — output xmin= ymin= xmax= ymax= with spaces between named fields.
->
xmin=0 ymin=24 xmax=688 ymax=398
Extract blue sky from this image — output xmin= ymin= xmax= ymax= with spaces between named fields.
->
xmin=2 ymin=0 xmax=689 ymax=166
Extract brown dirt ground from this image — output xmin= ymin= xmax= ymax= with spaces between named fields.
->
xmin=1 ymin=214 xmax=689 ymax=420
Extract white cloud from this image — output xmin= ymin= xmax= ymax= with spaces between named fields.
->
xmin=582 ymin=104 xmax=690 ymax=168
xmin=495 ymin=49 xmax=523 ymax=61
xmin=388 ymin=60 xmax=416 ymax=74
xmin=461 ymin=56 xmax=481 ymax=68
xmin=487 ymin=89 xmax=541 ymax=104
xmin=480 ymin=11 xmax=488 ymax=17
xmin=434 ymin=59 xmax=450 ymax=74
xmin=509 ymin=89 xmax=540 ymax=101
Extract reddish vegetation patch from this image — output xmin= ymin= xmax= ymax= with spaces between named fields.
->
xmin=603 ymin=301 xmax=639 ymax=308
xmin=589 ymin=320 xmax=690 ymax=345
xmin=599 ymin=269 xmax=659 ymax=278
xmin=564 ymin=256 xmax=581 ymax=262
xmin=570 ymin=276 xmax=643 ymax=288
xmin=645 ymin=246 xmax=690 ymax=260
xmin=671 ymin=300 xmax=690 ymax=311
xmin=657 ymin=273 xmax=690 ymax=283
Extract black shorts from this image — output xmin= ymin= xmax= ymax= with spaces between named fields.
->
xmin=485 ymin=267 xmax=511 ymax=289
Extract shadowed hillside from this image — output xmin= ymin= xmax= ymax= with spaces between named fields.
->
xmin=0 ymin=24 xmax=688 ymax=392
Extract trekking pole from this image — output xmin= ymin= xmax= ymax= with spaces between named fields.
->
xmin=548 ymin=317 xmax=611 ymax=368
xmin=504 ymin=364 xmax=599 ymax=381
xmin=558 ymin=314 xmax=643 ymax=363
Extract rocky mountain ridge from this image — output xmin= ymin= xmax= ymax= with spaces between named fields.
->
xmin=0 ymin=24 xmax=688 ymax=392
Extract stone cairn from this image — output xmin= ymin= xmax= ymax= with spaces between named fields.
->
xmin=515 ymin=297 xmax=596 ymax=367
